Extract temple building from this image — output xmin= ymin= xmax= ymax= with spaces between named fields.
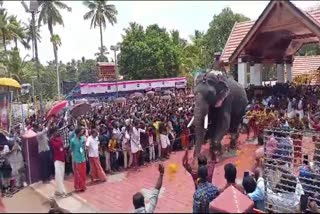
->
xmin=220 ymin=0 xmax=320 ymax=87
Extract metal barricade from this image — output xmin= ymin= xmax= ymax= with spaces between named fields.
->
xmin=263 ymin=128 xmax=320 ymax=213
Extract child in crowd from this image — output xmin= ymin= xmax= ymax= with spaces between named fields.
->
xmin=148 ymin=127 xmax=155 ymax=162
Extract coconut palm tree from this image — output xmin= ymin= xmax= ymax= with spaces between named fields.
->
xmin=37 ymin=0 xmax=71 ymax=98
xmin=37 ymin=0 xmax=71 ymax=61
xmin=8 ymin=16 xmax=30 ymax=50
xmin=0 ymin=9 xmax=15 ymax=51
xmin=0 ymin=9 xmax=29 ymax=52
xmin=50 ymin=34 xmax=62 ymax=98
xmin=83 ymin=0 xmax=118 ymax=61
xmin=94 ymin=45 xmax=109 ymax=62
xmin=24 ymin=19 xmax=41 ymax=59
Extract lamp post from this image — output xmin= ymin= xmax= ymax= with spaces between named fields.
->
xmin=22 ymin=0 xmax=43 ymax=114
xmin=110 ymin=43 xmax=121 ymax=97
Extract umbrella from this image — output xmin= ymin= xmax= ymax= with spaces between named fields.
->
xmin=70 ymin=102 xmax=91 ymax=117
xmin=146 ymin=91 xmax=155 ymax=96
xmin=161 ymin=95 xmax=171 ymax=100
xmin=163 ymin=90 xmax=171 ymax=95
xmin=0 ymin=78 xmax=21 ymax=89
xmin=91 ymin=102 xmax=101 ymax=108
xmin=187 ymin=94 xmax=195 ymax=98
xmin=130 ymin=92 xmax=143 ymax=99
xmin=47 ymin=100 xmax=68 ymax=118
xmin=75 ymin=98 xmax=88 ymax=104
xmin=115 ymin=97 xmax=126 ymax=103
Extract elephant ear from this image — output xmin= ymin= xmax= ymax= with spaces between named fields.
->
xmin=213 ymin=76 xmax=230 ymax=108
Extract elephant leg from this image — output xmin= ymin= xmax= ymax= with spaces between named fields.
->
xmin=193 ymin=140 xmax=202 ymax=159
xmin=210 ymin=111 xmax=231 ymax=157
xmin=229 ymin=114 xmax=243 ymax=150
xmin=230 ymin=133 xmax=239 ymax=150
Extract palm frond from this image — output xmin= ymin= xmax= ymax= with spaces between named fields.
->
xmin=83 ymin=0 xmax=118 ymax=29
xmin=90 ymin=15 xmax=95 ymax=29
xmin=54 ymin=1 xmax=72 ymax=12
xmin=104 ymin=4 xmax=117 ymax=25
xmin=83 ymin=1 xmax=96 ymax=10
xmin=21 ymin=1 xmax=29 ymax=12
xmin=51 ymin=6 xmax=64 ymax=26
xmin=38 ymin=5 xmax=48 ymax=25
xmin=83 ymin=10 xmax=95 ymax=20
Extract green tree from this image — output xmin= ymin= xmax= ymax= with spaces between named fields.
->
xmin=2 ymin=50 xmax=30 ymax=81
xmin=203 ymin=7 xmax=250 ymax=67
xmin=119 ymin=23 xmax=181 ymax=80
xmin=94 ymin=45 xmax=109 ymax=62
xmin=77 ymin=59 xmax=98 ymax=83
xmin=7 ymin=16 xmax=29 ymax=50
xmin=0 ymin=9 xmax=29 ymax=51
xmin=24 ymin=19 xmax=41 ymax=59
xmin=297 ymin=43 xmax=320 ymax=56
xmin=171 ymin=29 xmax=187 ymax=47
xmin=83 ymin=0 xmax=118 ymax=62
xmin=176 ymin=29 xmax=207 ymax=81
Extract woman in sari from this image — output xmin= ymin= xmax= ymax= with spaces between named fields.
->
xmin=70 ymin=127 xmax=87 ymax=192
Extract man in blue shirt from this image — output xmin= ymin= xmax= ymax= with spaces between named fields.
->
xmin=193 ymin=166 xmax=219 ymax=213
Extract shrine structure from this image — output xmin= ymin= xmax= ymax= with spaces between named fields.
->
xmin=220 ymin=0 xmax=320 ymax=87
xmin=97 ymin=62 xmax=116 ymax=82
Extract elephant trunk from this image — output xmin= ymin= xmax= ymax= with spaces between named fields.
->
xmin=193 ymin=93 xmax=209 ymax=158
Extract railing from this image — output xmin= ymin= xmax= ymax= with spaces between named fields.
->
xmin=263 ymin=128 xmax=320 ymax=213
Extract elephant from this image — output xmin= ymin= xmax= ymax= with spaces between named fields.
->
xmin=190 ymin=70 xmax=248 ymax=159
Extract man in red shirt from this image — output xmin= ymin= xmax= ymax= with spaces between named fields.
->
xmin=49 ymin=127 xmax=67 ymax=197
xmin=182 ymin=149 xmax=215 ymax=189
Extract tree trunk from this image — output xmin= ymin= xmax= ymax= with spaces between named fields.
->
xmin=99 ymin=22 xmax=104 ymax=61
xmin=49 ymin=25 xmax=60 ymax=99
xmin=2 ymin=32 xmax=6 ymax=52
xmin=14 ymin=38 xmax=18 ymax=50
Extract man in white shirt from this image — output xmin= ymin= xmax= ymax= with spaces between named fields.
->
xmin=130 ymin=121 xmax=145 ymax=170
xmin=133 ymin=164 xmax=164 ymax=213
xmin=112 ymin=122 xmax=122 ymax=142
xmin=121 ymin=126 xmax=132 ymax=169
xmin=160 ymin=133 xmax=170 ymax=159
xmin=86 ymin=129 xmax=106 ymax=183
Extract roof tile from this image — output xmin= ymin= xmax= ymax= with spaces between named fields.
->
xmin=292 ymin=56 xmax=320 ymax=84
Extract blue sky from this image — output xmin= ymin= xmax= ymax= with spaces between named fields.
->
xmin=3 ymin=1 xmax=319 ymax=64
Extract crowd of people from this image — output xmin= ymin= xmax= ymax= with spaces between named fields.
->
xmin=1 ymin=82 xmax=320 ymax=213
xmin=18 ymin=89 xmax=194 ymax=197
xmin=245 ymin=83 xmax=320 ymax=137
xmin=245 ymin=83 xmax=320 ymax=213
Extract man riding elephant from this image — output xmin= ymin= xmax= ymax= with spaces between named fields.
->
xmin=190 ymin=70 xmax=248 ymax=160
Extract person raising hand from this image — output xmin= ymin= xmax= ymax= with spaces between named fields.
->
xmin=133 ymin=164 xmax=164 ymax=213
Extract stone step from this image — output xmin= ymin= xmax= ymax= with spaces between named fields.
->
xmin=30 ymin=181 xmax=97 ymax=213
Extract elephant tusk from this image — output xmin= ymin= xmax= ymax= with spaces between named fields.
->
xmin=204 ymin=114 xmax=208 ymax=129
xmin=187 ymin=116 xmax=194 ymax=128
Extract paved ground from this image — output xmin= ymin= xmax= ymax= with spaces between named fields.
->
xmin=67 ymin=134 xmax=258 ymax=213
xmin=2 ymin=187 xmax=49 ymax=213
xmin=7 ymin=134 xmax=258 ymax=213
